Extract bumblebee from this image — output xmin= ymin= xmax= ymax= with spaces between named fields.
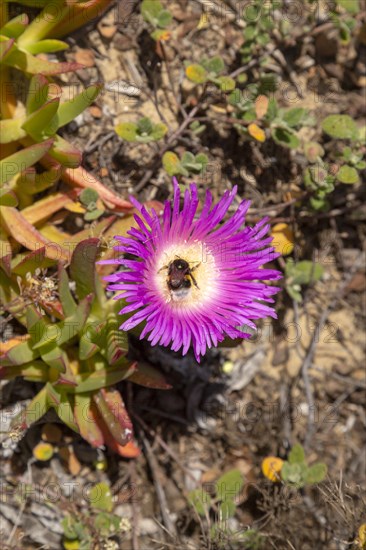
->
xmin=159 ymin=257 xmax=200 ymax=298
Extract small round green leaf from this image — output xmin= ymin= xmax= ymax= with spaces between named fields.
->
xmin=321 ymin=115 xmax=359 ymax=140
xmin=337 ymin=165 xmax=359 ymax=184
xmin=115 ymin=122 xmax=138 ymax=142
xmin=162 ymin=151 xmax=181 ymax=176
xmin=80 ymin=188 xmax=99 ymax=206
xmin=272 ymin=127 xmax=300 ymax=149
xmin=88 ymin=482 xmax=113 ymax=512
xmin=185 ymin=64 xmax=208 ymax=84
xmin=216 ymin=75 xmax=236 ymax=92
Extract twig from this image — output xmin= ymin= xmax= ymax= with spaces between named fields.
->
xmin=132 ymin=411 xmax=197 ymax=483
xmin=302 ymin=253 xmax=365 ymax=450
xmin=139 ymin=428 xmax=177 ymax=537
xmin=129 ymin=460 xmax=140 ymax=550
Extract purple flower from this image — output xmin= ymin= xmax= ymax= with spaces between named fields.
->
xmin=101 ymin=179 xmax=282 ymax=361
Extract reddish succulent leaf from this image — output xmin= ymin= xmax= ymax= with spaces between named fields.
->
xmin=69 ymin=238 xmax=100 ymax=300
xmin=26 ymin=74 xmax=52 ymax=115
xmin=0 ymin=251 xmax=12 ymax=275
xmin=61 ymin=165 xmax=133 ymax=211
xmin=0 ymin=206 xmax=70 ymax=262
xmin=0 ymin=14 xmax=29 ymax=39
xmin=128 ymin=362 xmax=172 ymax=389
xmin=0 ymin=38 xmax=15 ymax=62
xmin=93 ymin=389 xmax=133 ymax=446
xmin=101 ymin=388 xmax=133 ymax=430
xmin=48 ymin=135 xmax=82 ymax=168
xmin=51 ymin=0 xmax=115 ymax=38
xmin=74 ymin=394 xmax=104 ymax=448
xmin=21 ymin=191 xmax=77 ymax=226
xmin=102 ymin=429 xmax=140 ymax=458
xmin=3 ymin=48 xmax=82 ymax=75
xmin=11 ymin=248 xmax=55 ymax=276
xmin=0 ymin=138 xmax=54 ymax=184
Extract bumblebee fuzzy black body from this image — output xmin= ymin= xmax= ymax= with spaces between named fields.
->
xmin=158 ymin=258 xmax=200 ymax=300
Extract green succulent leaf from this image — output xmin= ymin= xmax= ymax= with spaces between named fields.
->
xmin=55 ymin=393 xmax=78 ymax=432
xmin=46 ymin=83 xmax=102 ymax=133
xmin=337 ymin=165 xmax=359 ymax=184
xmin=73 ymin=362 xmax=137 ymax=394
xmin=22 ymin=98 xmax=60 ymax=140
xmin=20 ymin=386 xmax=49 ymax=429
xmin=0 ymin=189 xmax=18 ymax=207
xmin=1 ymin=339 xmax=40 ymax=366
xmin=25 ymin=39 xmax=69 ymax=55
xmin=3 ymin=47 xmax=81 ymax=75
xmin=16 ymin=167 xmax=60 ymax=194
xmin=79 ymin=332 xmax=100 ymax=360
xmin=0 ymin=118 xmax=27 ymax=144
xmin=0 ymin=13 xmax=29 ymax=39
xmin=321 ymin=114 xmax=359 ymax=140
xmin=0 ymin=138 xmax=54 ymax=185
xmin=58 ymin=267 xmax=77 ymax=317
xmin=26 ymin=74 xmax=51 ymax=116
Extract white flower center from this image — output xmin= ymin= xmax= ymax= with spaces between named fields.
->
xmin=153 ymin=242 xmax=218 ymax=307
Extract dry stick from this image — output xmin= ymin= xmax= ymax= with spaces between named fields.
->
xmin=302 ymin=253 xmax=365 ymax=451
xmin=132 ymin=411 xmax=197 ymax=484
xmin=160 ymin=41 xmax=188 ymax=120
xmin=126 ymin=382 xmax=140 ymax=550
xmin=139 ymin=428 xmax=177 ymax=538
xmin=129 ymin=460 xmax=140 ymax=550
